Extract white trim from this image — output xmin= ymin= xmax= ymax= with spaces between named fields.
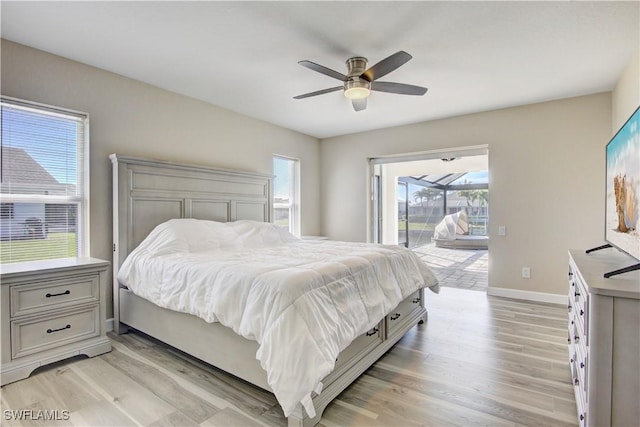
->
xmin=368 ymin=145 xmax=488 ymax=165
xmin=487 ymin=287 xmax=566 ymax=305
xmin=0 ymin=95 xmax=87 ymax=119
xmin=82 ymin=112 xmax=91 ymax=259
xmin=106 ymin=317 xmax=114 ymax=333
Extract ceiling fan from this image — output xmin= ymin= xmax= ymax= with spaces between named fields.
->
xmin=293 ymin=51 xmax=427 ymax=112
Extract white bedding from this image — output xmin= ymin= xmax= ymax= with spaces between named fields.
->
xmin=117 ymin=219 xmax=439 ymax=418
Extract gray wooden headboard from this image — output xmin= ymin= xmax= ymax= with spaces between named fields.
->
xmin=110 ymin=154 xmax=273 ymax=272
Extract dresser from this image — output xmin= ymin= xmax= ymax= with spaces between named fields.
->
xmin=1 ymin=258 xmax=111 ymax=386
xmin=568 ymin=249 xmax=640 ymax=427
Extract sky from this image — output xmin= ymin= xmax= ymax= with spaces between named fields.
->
xmin=2 ymin=106 xmax=80 ymax=185
xmin=273 ymin=157 xmax=293 ymax=199
xmin=607 ymin=107 xmax=639 ymax=180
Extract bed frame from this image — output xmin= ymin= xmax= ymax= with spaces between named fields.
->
xmin=111 ymin=154 xmax=428 ymax=426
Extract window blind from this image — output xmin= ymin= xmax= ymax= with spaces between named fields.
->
xmin=0 ymin=98 xmax=88 ymax=264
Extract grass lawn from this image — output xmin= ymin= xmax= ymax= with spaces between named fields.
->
xmin=1 ymin=232 xmax=77 ymax=264
xmin=398 ymin=221 xmax=435 ymax=232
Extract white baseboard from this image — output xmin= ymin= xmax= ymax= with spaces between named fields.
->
xmin=106 ymin=318 xmax=114 ymax=333
xmin=487 ymin=287 xmax=566 ymax=305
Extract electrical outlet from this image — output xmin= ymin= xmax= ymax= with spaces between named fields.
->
xmin=498 ymin=226 xmax=506 ymax=236
xmin=522 ymin=267 xmax=531 ymax=279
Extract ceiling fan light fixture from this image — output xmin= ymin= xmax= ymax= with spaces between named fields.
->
xmin=294 ymin=51 xmax=427 ymax=110
xmin=344 ymin=87 xmax=370 ymax=100
xmin=344 ymin=78 xmax=371 ymax=100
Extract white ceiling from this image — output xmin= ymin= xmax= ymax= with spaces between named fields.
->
xmin=1 ymin=1 xmax=638 ymax=139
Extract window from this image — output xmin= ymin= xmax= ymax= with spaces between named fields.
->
xmin=1 ymin=97 xmax=89 ymax=264
xmin=272 ymin=156 xmax=299 ymax=236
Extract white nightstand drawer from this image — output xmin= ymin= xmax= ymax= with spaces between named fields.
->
xmin=11 ymin=275 xmax=99 ymax=318
xmin=11 ymin=305 xmax=100 ymax=359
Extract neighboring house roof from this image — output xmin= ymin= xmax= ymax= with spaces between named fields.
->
xmin=1 ymin=146 xmax=60 ymax=186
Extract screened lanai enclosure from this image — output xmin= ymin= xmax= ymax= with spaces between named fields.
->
xmin=397 ymin=171 xmax=488 ymax=248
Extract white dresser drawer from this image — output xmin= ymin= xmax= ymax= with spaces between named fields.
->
xmin=11 ymin=305 xmax=100 ymax=359
xmin=10 ymin=275 xmax=99 ymax=318
xmin=333 ymin=323 xmax=383 ymax=373
xmin=387 ymin=291 xmax=422 ymax=333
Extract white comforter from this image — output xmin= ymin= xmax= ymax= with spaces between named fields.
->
xmin=117 ymin=219 xmax=439 ymax=418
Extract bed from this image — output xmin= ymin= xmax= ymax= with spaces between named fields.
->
xmin=111 ymin=154 xmax=439 ymax=426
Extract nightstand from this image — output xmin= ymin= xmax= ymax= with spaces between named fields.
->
xmin=1 ymin=257 xmax=111 ymax=386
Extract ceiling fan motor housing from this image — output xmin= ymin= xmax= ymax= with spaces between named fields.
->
xmin=346 ymin=56 xmax=368 ymax=77
xmin=344 ymin=56 xmax=371 ymax=99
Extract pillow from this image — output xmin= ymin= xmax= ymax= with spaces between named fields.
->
xmin=134 ymin=218 xmax=222 ymax=255
xmin=131 ymin=218 xmax=298 ymax=256
xmin=225 ymin=220 xmax=299 ymax=248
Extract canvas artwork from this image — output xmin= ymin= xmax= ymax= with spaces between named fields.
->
xmin=606 ymin=107 xmax=640 ymax=260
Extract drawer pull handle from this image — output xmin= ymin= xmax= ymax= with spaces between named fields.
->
xmin=580 ymin=309 xmax=584 ymax=316
xmin=580 ymin=414 xmax=584 ymax=421
xmin=567 ymin=304 xmax=572 ymax=310
xmin=574 ymin=335 xmax=580 ymax=342
xmin=574 ymin=378 xmax=579 ymax=385
xmin=575 ymin=291 xmax=580 ymax=297
xmin=390 ymin=313 xmax=401 ymax=321
xmin=366 ymin=327 xmax=378 ymax=337
xmin=46 ymin=324 xmax=71 ymax=334
xmin=412 ymin=297 xmax=421 ymax=304
xmin=45 ymin=290 xmax=70 ymax=298
xmin=580 ymin=362 xmax=585 ymax=369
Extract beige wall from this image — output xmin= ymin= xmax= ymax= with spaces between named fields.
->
xmin=320 ymin=94 xmax=611 ymax=296
xmin=612 ymin=48 xmax=640 ymax=130
xmin=1 ymin=40 xmax=321 ymax=316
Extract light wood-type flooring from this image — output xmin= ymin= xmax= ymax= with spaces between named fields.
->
xmin=1 ymin=287 xmax=577 ymax=426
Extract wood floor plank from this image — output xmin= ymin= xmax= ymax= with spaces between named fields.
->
xmin=0 ymin=287 xmax=577 ymax=426
xmin=366 ymin=365 xmax=576 ymax=427
xmin=376 ymin=353 xmax=569 ymax=411
xmin=148 ymin=410 xmax=200 ymax=427
xmin=69 ymin=399 xmax=138 ymax=427
xmin=68 ymin=357 xmax=176 ymax=425
xmin=113 ymin=334 xmax=278 ymax=416
xmin=1 ymin=366 xmax=70 ymax=410
xmin=200 ymin=407 xmax=269 ymax=427
xmin=399 ymin=336 xmax=572 ymax=384
xmin=386 ymin=345 xmax=575 ymax=402
xmin=339 ymin=376 xmax=518 ymax=427
xmin=101 ymin=347 xmax=220 ymax=423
